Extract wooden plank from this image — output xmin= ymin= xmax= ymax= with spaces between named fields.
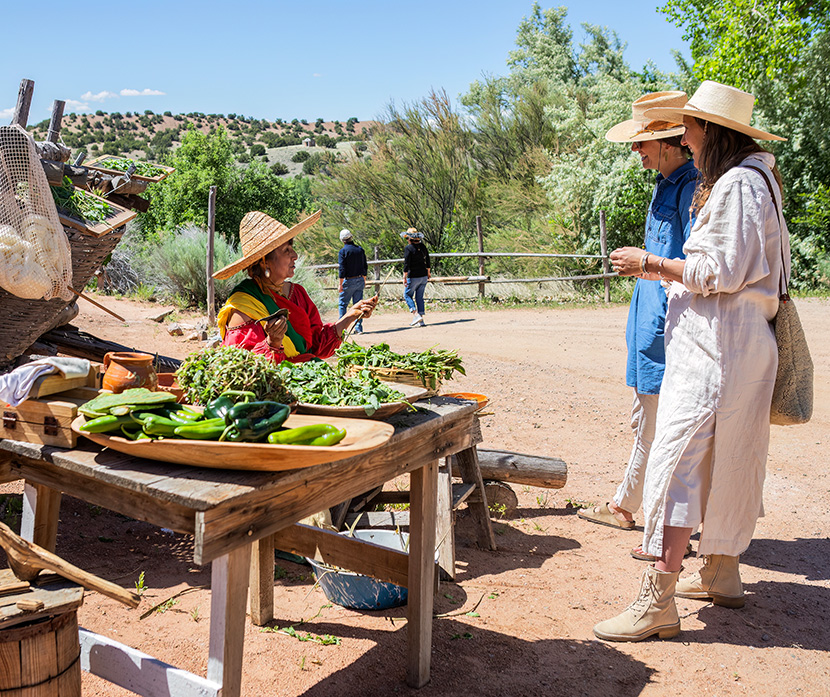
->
xmin=79 ymin=629 xmax=221 ymax=697
xmin=407 ymin=459 xmax=438 ymax=688
xmin=27 ymin=370 xmax=93 ymax=399
xmin=207 ymin=546 xmax=251 ymax=697
xmin=345 ymin=510 xmax=410 ymax=529
xmin=248 ymin=533 xmax=275 ymax=626
xmin=84 ymin=155 xmax=175 ymax=183
xmin=452 ymin=483 xmax=476 ymax=509
xmin=194 ymin=409 xmax=477 ymax=564
xmin=271 ymin=524 xmax=410 ymax=587
xmin=371 ymin=490 xmax=411 ymax=506
xmin=453 ymin=447 xmax=496 ymax=551
xmin=451 ymin=448 xmax=568 ymax=489
xmin=435 ymin=462 xmax=455 ymax=581
xmin=22 ymin=482 xmax=61 ymax=550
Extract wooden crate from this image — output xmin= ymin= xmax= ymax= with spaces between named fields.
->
xmin=84 ymin=155 xmax=175 ymax=183
xmin=56 ymin=187 xmax=136 ymax=237
xmin=1 ymin=387 xmax=98 ymax=448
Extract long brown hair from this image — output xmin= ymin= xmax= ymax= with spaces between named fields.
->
xmin=691 ymin=118 xmax=783 ymax=212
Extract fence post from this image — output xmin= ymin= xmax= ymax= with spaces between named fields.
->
xmin=476 ymin=216 xmax=485 ymax=300
xmin=47 ymin=100 xmax=65 ymax=143
xmin=12 ymin=78 xmax=35 ymax=127
xmin=599 ymin=210 xmax=610 ymax=303
xmin=373 ymin=246 xmax=381 ymax=297
xmin=206 ymin=185 xmax=217 ymax=326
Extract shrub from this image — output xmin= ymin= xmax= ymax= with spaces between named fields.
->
xmin=291 ymin=150 xmax=311 ymax=163
xmin=250 ymin=143 xmax=266 ymax=157
xmin=271 ymin=162 xmax=289 ymax=175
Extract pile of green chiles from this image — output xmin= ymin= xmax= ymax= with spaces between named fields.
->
xmin=78 ymin=388 xmax=345 ymax=446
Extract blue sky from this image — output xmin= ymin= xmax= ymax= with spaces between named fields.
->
xmin=2 ymin=1 xmax=689 ymax=124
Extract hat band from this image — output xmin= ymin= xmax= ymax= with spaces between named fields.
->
xmin=631 ymin=119 xmax=683 ymax=139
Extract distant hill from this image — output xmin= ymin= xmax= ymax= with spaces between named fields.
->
xmin=27 ymin=111 xmax=379 ymax=176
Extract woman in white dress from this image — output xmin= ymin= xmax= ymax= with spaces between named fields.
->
xmin=594 ymin=81 xmax=789 ymax=642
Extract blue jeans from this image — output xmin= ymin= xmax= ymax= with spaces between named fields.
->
xmin=339 ymin=277 xmax=365 ymax=331
xmin=404 ymin=276 xmax=428 ymax=315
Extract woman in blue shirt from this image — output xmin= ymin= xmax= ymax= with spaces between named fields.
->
xmin=578 ymin=92 xmax=697 ymax=560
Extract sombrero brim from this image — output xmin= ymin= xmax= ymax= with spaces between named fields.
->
xmin=643 ymin=106 xmax=786 ymax=142
xmin=213 ymin=209 xmax=322 ymax=280
xmin=605 ymin=119 xmax=686 ymax=143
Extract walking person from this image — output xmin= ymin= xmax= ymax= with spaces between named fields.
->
xmin=402 ymin=228 xmax=430 ymax=326
xmin=594 ymin=80 xmax=788 ymax=642
xmin=578 ymin=92 xmax=698 ymax=564
xmin=338 ymin=229 xmax=368 ymax=334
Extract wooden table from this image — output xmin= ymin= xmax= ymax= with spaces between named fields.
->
xmin=0 ymin=398 xmax=480 ymax=697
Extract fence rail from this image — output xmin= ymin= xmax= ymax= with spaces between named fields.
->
xmin=310 ymin=215 xmax=615 ymax=300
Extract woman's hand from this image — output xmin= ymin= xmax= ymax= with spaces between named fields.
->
xmin=610 ymin=247 xmax=649 ymax=277
xmin=263 ymin=316 xmax=288 ymax=348
xmin=352 ymin=296 xmax=378 ymax=320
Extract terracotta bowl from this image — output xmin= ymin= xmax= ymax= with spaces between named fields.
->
xmin=442 ymin=392 xmax=489 ymax=411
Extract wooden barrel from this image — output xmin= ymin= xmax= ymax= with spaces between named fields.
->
xmin=0 ymin=610 xmax=81 ymax=697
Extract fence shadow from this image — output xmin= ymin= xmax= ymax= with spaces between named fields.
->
xmin=362 ymin=318 xmax=476 ymax=336
xmin=740 ymin=537 xmax=830 ymax=581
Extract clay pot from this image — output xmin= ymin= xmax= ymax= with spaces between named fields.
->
xmin=102 ymin=352 xmax=158 ymax=393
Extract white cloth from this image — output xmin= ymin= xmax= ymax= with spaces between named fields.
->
xmin=642 ymin=153 xmax=785 ymax=558
xmin=0 ymin=357 xmax=90 ymax=407
xmin=613 ymin=391 xmax=659 ymax=515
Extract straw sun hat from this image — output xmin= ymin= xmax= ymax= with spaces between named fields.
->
xmin=644 ymin=80 xmax=785 ymax=141
xmin=605 ymin=91 xmax=688 ymax=143
xmin=213 ymin=210 xmax=321 ymax=280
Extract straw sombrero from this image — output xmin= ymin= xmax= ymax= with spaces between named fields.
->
xmin=213 ymin=210 xmax=321 ymax=280
xmin=605 ymin=91 xmax=687 ymax=143
xmin=643 ymin=80 xmax=785 ymax=141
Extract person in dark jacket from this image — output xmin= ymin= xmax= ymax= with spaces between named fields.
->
xmin=338 ymin=229 xmax=368 ymax=334
xmin=402 ymin=228 xmax=430 ymax=327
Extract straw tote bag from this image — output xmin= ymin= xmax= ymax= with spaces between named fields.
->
xmin=744 ymin=165 xmax=814 ymax=425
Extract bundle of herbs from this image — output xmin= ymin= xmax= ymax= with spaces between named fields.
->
xmin=335 ymin=342 xmax=465 ymax=384
xmin=51 ymin=176 xmax=112 ymax=223
xmin=277 ymin=360 xmax=407 ymax=416
xmin=175 ymin=346 xmax=295 ymax=406
xmin=97 ymin=157 xmax=167 ymax=178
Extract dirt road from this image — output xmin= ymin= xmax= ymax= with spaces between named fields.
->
xmin=3 ymin=295 xmax=828 ymax=696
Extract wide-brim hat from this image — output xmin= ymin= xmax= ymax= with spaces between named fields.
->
xmin=643 ymin=80 xmax=785 ymax=141
xmin=402 ymin=227 xmax=423 ymax=240
xmin=605 ymin=91 xmax=687 ymax=143
xmin=213 ymin=209 xmax=321 ymax=280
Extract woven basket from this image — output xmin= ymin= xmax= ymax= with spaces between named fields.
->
xmin=0 ymin=225 xmax=124 ymax=368
xmin=345 ymin=364 xmax=442 ymax=397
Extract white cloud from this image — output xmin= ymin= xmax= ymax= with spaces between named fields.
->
xmin=312 ymin=73 xmax=323 ymax=78
xmin=0 ymin=107 xmax=14 ymax=120
xmin=64 ymin=100 xmax=90 ymax=112
xmin=81 ymin=90 xmax=118 ymax=102
xmin=120 ymin=88 xmax=166 ymax=97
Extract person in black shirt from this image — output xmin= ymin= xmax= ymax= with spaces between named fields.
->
xmin=338 ymin=229 xmax=368 ymax=334
xmin=402 ymin=228 xmax=430 ymax=326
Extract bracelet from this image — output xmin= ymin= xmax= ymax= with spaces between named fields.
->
xmin=640 ymin=253 xmax=650 ymax=274
xmin=657 ymin=257 xmax=667 ymax=276
xmin=267 ymin=342 xmax=285 ymax=353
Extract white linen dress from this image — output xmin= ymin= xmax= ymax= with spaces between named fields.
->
xmin=641 ymin=152 xmax=789 ymax=558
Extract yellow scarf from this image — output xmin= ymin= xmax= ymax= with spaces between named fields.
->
xmin=217 ymin=291 xmax=299 ymax=357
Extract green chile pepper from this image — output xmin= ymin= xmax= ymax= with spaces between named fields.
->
xmin=204 ymin=390 xmax=257 ymax=420
xmin=173 ymin=418 xmax=228 ymax=440
xmin=307 ymin=428 xmax=347 ymax=446
xmin=222 ymin=401 xmax=290 ymax=442
xmin=120 ymin=425 xmax=150 ymax=440
xmin=268 ymin=423 xmax=340 ymax=445
xmin=139 ymin=414 xmax=181 ymax=437
xmin=79 ymin=414 xmax=136 ymax=433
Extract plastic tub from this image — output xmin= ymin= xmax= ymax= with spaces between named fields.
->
xmin=308 ymin=529 xmax=411 ymax=610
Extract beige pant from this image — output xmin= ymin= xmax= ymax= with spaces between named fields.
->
xmin=613 ymin=391 xmax=659 ymax=515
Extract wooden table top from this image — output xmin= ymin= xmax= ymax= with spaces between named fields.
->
xmin=0 ymin=398 xmax=479 ymax=564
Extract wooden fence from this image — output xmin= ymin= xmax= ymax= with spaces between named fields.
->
xmin=309 ymin=213 xmax=616 ymax=303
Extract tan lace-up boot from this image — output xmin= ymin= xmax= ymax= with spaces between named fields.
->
xmin=676 ymin=554 xmax=745 ymax=608
xmin=593 ymin=565 xmax=681 ymax=642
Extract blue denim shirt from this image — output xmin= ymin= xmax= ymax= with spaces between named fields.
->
xmin=626 ymin=159 xmax=698 ymax=394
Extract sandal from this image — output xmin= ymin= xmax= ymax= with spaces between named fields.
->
xmin=630 ymin=542 xmax=694 ymax=562
xmin=577 ymin=503 xmax=636 ymax=530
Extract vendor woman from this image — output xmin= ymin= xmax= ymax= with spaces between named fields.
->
xmin=213 ymin=210 xmax=377 ymax=362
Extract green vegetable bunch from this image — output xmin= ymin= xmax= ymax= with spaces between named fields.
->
xmin=51 ymin=176 xmax=113 ymax=223
xmin=175 ymin=346 xmax=295 ymax=406
xmin=98 ymin=157 xmax=166 ymax=178
xmin=277 ymin=360 xmax=407 ymax=416
xmin=335 ymin=342 xmax=465 ymax=384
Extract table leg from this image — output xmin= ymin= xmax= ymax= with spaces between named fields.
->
xmin=435 ymin=461 xmax=455 ymax=581
xmin=249 ymin=533 xmax=275 ymax=626
xmin=407 ymin=459 xmax=438 ymax=688
xmin=21 ymin=481 xmax=61 ymax=551
xmin=207 ymin=544 xmax=252 ymax=697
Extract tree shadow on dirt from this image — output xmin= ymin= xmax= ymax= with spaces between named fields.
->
xmin=677 ymin=579 xmax=830 ymax=651
xmin=740 ymin=537 xmax=830 ymax=580
xmin=283 ymin=616 xmax=656 ymax=697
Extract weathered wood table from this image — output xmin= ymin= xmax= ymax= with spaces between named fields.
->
xmin=0 ymin=398 xmax=480 ymax=697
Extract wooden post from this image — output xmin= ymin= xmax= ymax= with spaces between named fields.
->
xmin=599 ymin=210 xmax=610 ymax=303
xmin=47 ymin=100 xmax=65 ymax=143
xmin=373 ymin=245 xmax=380 ymax=297
xmin=207 ymin=186 xmax=217 ymax=326
xmin=12 ymin=78 xmax=35 ymax=127
xmin=476 ymin=216 xmax=485 ymax=300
